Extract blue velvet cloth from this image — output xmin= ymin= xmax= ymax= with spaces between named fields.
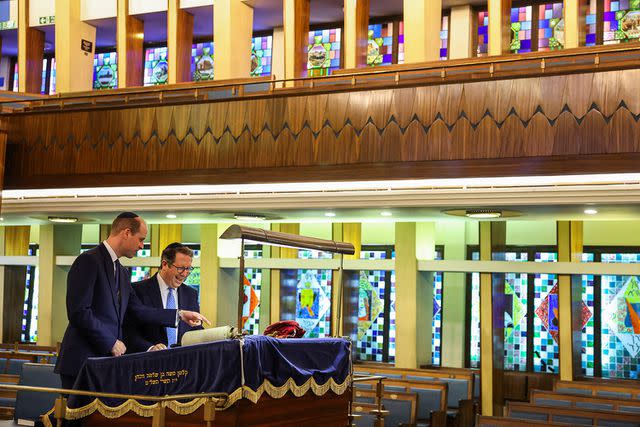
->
xmin=68 ymin=335 xmax=351 ymax=409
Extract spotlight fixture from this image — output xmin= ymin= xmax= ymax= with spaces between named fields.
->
xmin=324 ymin=212 xmax=336 ymax=217
xmin=464 ymin=209 xmax=503 ymax=219
xmin=48 ymin=216 xmax=78 ymax=223
xmin=584 ymin=208 xmax=598 ymax=215
xmin=166 ymin=213 xmax=177 ymax=219
xmin=233 ymin=213 xmax=266 ymax=221
xmin=380 ymin=211 xmax=393 ymax=217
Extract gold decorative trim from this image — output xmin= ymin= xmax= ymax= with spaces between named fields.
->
xmin=42 ymin=376 xmax=349 ymax=426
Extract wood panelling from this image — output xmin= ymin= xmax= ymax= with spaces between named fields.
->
xmin=168 ymin=0 xmax=194 ymax=84
xmin=117 ymin=0 xmax=144 ymax=88
xmin=6 ymin=68 xmax=640 ymax=188
xmin=3 ymin=226 xmax=30 ymax=343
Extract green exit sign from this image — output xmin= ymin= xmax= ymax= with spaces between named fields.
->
xmin=38 ymin=16 xmax=55 ymax=25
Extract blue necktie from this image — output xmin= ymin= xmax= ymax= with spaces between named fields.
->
xmin=166 ymin=288 xmax=177 ymax=347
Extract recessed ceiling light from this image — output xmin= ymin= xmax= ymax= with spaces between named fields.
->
xmin=464 ymin=209 xmax=502 ymax=219
xmin=380 ymin=211 xmax=393 ymax=217
xmin=234 ymin=213 xmax=266 ymax=221
xmin=325 ymin=212 xmax=336 ymax=217
xmin=48 ymin=216 xmax=78 ymax=223
xmin=584 ymin=208 xmax=598 ymax=215
xmin=0 ymin=217 xmax=4 ymax=221
xmin=166 ymin=213 xmax=177 ymax=219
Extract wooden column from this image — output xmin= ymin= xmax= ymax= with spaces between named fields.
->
xmin=402 ymin=0 xmax=442 ymax=63
xmin=564 ymin=0 xmax=588 ymax=48
xmin=557 ymin=221 xmax=583 ymax=381
xmin=332 ymin=223 xmax=361 ymax=337
xmin=595 ymin=0 xmax=604 ymax=46
xmin=283 ymin=0 xmax=309 ymax=80
xmin=38 ymin=224 xmax=82 ymax=346
xmin=343 ymin=0 xmax=369 ymax=69
xmin=276 ymin=223 xmax=300 ymax=321
xmin=395 ymin=222 xmax=434 ymax=369
xmin=200 ymin=224 xmax=219 ymax=327
xmin=213 ymin=0 xmax=253 ymax=80
xmin=18 ymin=0 xmax=44 ymax=93
xmin=531 ymin=4 xmax=540 ymax=51
xmin=168 ymin=0 xmax=193 ymax=84
xmin=488 ymin=0 xmax=512 ymax=56
xmin=117 ymin=0 xmax=144 ymax=88
xmin=2 ymin=226 xmax=30 ymax=343
xmin=479 ymin=221 xmax=506 ymax=416
xmin=449 ymin=5 xmax=475 ymax=59
xmin=54 ymin=0 xmax=96 ymax=93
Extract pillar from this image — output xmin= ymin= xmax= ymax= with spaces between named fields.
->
xmin=38 ymin=224 xmax=82 ymax=346
xmin=402 ymin=0 xmax=442 ymax=63
xmin=117 ymin=0 xmax=144 ymax=88
xmin=479 ymin=221 xmax=506 ymax=416
xmin=557 ymin=221 xmax=583 ymax=381
xmin=2 ymin=226 xmax=30 ymax=343
xmin=54 ymin=0 xmax=97 ymax=93
xmin=343 ymin=0 xmax=369 ymax=69
xmin=488 ymin=0 xmax=512 ymax=56
xmin=332 ymin=223 xmax=361 ymax=337
xmin=200 ymin=224 xmax=219 ymax=327
xmin=18 ymin=0 xmax=44 ymax=93
xmin=276 ymin=223 xmax=300 ymax=321
xmin=283 ymin=0 xmax=309 ymax=80
xmin=449 ymin=5 xmax=475 ymax=59
xmin=168 ymin=0 xmax=193 ymax=84
xmin=395 ymin=222 xmax=434 ymax=368
xmin=213 ymin=0 xmax=254 ymax=80
xmin=564 ymin=0 xmax=588 ymax=49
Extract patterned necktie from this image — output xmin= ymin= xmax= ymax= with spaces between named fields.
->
xmin=166 ymin=288 xmax=177 ymax=347
xmin=114 ymin=259 xmax=121 ymax=303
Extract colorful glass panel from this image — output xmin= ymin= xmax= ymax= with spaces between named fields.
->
xmin=367 ymin=23 xmax=394 ymax=66
xmin=470 ymin=251 xmax=481 ymax=368
xmin=307 ymin=28 xmax=341 ymax=77
xmin=582 ymin=252 xmax=596 ymax=377
xmin=357 ymin=250 xmax=389 ymax=362
xmin=478 ymin=11 xmax=489 ymax=57
xmin=296 ymin=250 xmax=332 ymax=337
xmin=604 ymin=0 xmax=640 ymax=44
xmin=241 ymin=248 xmax=262 ymax=335
xmin=511 ymin=6 xmax=533 ymax=53
xmin=501 ymin=252 xmax=529 ymax=371
xmin=12 ymin=62 xmax=18 ymax=92
xmin=251 ymin=36 xmax=273 ymax=77
xmin=601 ymin=252 xmax=640 ymax=379
xmin=440 ymin=16 xmax=449 ymax=60
xmin=191 ymin=42 xmax=214 ymax=82
xmin=130 ymin=248 xmax=152 ymax=282
xmin=40 ymin=58 xmax=48 ymax=95
xmin=21 ymin=247 xmax=39 ymax=343
xmin=586 ymin=0 xmax=597 ymax=46
xmin=93 ymin=52 xmax=118 ymax=90
xmin=432 ymin=250 xmax=444 ymax=366
xmin=538 ymin=3 xmax=565 ymax=51
xmin=398 ymin=21 xmax=405 ymax=64
xmin=144 ymin=46 xmax=169 ymax=86
xmin=48 ymin=58 xmax=56 ymax=95
xmin=533 ymin=252 xmax=559 ymax=373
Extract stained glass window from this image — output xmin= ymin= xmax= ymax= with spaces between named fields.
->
xmin=307 ymin=28 xmax=341 ymax=77
xmin=241 ymin=247 xmax=263 ymax=335
xmin=511 ymin=6 xmax=533 ymax=53
xmin=93 ymin=52 xmax=118 ymax=89
xmin=40 ymin=58 xmax=48 ymax=95
xmin=586 ymin=0 xmax=597 ymax=46
xmin=432 ymin=249 xmax=444 ymax=366
xmin=12 ymin=62 xmax=18 ymax=92
xmin=477 ymin=10 xmax=489 ymax=57
xmin=191 ymin=42 xmax=214 ymax=82
xmin=21 ymin=245 xmax=39 ymax=343
xmin=251 ymin=36 xmax=273 ymax=77
xmin=182 ymin=248 xmax=201 ymax=297
xmin=538 ymin=3 xmax=564 ymax=51
xmin=601 ymin=252 xmax=640 ymax=379
xmin=469 ymin=251 xmax=481 ymax=368
xmin=501 ymin=252 xmax=529 ymax=371
xmin=296 ymin=250 xmax=333 ymax=337
xmin=398 ymin=21 xmax=405 ymax=64
xmin=48 ymin=58 xmax=56 ymax=95
xmin=130 ymin=248 xmax=152 ymax=282
xmin=582 ymin=252 xmax=596 ymax=377
xmin=533 ymin=252 xmax=559 ymax=373
xmin=144 ymin=46 xmax=169 ymax=86
xmin=367 ymin=22 xmax=394 ymax=66
xmin=440 ymin=16 xmax=449 ymax=60
xmin=604 ymin=0 xmax=640 ymax=44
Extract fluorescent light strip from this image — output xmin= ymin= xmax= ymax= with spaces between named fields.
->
xmin=4 ymin=173 xmax=640 ymax=199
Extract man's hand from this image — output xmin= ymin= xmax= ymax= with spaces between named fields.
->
xmin=148 ymin=343 xmax=167 ymax=352
xmin=178 ymin=310 xmax=211 ymax=327
xmin=111 ymin=340 xmax=126 ymax=356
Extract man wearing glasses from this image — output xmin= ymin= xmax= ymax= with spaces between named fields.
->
xmin=124 ymin=242 xmax=204 ymax=352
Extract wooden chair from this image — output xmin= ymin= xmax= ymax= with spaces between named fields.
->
xmin=553 ymin=379 xmax=640 ymax=400
xmin=530 ymin=389 xmax=640 ymax=413
xmin=476 ymin=415 xmax=567 ymax=426
xmin=354 ymin=389 xmax=418 ymax=427
xmin=506 ymin=401 xmax=640 ymax=426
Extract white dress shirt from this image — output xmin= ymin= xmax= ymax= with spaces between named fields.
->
xmin=102 ymin=240 xmax=118 ymax=273
xmin=157 ymin=274 xmax=179 ymax=310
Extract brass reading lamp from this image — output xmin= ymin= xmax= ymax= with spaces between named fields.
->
xmin=219 ymin=224 xmax=355 ymax=336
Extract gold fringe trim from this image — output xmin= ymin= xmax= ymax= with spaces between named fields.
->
xmin=41 ymin=377 xmax=349 ymax=426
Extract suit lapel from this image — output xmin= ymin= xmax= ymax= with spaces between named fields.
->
xmin=149 ymin=275 xmax=164 ymax=309
xmin=99 ymin=244 xmax=120 ymax=317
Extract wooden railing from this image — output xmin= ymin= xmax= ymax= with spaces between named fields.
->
xmin=1 ymin=43 xmax=640 ymax=115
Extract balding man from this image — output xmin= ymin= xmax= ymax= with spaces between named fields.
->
xmin=55 ymin=212 xmax=209 ymax=390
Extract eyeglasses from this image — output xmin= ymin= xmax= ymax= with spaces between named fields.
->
xmin=170 ymin=264 xmax=195 ymax=274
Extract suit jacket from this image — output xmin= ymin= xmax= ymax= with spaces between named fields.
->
xmin=124 ymin=274 xmax=203 ymax=353
xmin=55 ymin=244 xmax=178 ymax=377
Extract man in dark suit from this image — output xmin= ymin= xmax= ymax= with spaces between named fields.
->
xmin=54 ymin=212 xmax=210 ymax=390
xmin=124 ymin=243 xmax=203 ymax=353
